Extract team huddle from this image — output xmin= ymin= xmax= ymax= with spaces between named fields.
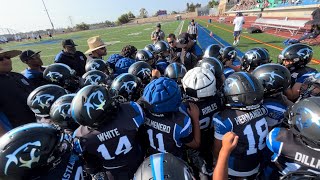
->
xmin=0 ymin=31 xmax=320 ymax=180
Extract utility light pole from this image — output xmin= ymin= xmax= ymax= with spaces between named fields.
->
xmin=41 ymin=0 xmax=55 ymax=32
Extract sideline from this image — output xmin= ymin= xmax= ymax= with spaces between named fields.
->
xmin=197 ymin=19 xmax=320 ymax=64
xmin=197 ymin=24 xmax=244 ymax=59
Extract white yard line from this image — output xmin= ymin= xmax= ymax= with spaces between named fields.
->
xmin=174 ymin=20 xmax=185 ymax=36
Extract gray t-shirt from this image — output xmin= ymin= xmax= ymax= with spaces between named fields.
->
xmin=151 ymin=30 xmax=165 ymax=42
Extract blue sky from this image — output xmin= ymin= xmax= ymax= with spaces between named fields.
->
xmin=0 ymin=0 xmax=209 ymax=33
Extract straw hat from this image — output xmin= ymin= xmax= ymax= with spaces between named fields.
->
xmin=0 ymin=48 xmax=22 ymax=58
xmin=85 ymin=36 xmax=109 ymax=54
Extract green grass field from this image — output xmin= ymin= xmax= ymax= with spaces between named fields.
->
xmin=1 ymin=19 xmax=319 ymax=72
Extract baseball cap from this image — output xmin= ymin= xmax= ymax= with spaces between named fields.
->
xmin=156 ymin=23 xmax=161 ymax=28
xmin=236 ymin=12 xmax=243 ymax=16
xmin=177 ymin=33 xmax=190 ymax=44
xmin=62 ymin=39 xmax=78 ymax=47
xmin=191 ymin=19 xmax=195 ymax=22
xmin=19 ymin=50 xmax=41 ymax=62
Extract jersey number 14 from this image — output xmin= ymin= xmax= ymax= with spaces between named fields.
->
xmin=97 ymin=136 xmax=133 ymax=160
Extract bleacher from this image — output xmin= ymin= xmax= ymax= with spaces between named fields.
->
xmin=251 ymin=18 xmax=308 ymax=36
xmin=231 ymin=0 xmax=320 ymax=11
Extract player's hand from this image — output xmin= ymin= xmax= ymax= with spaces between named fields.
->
xmin=225 ymin=60 xmax=232 ymax=67
xmin=187 ymin=102 xmax=200 ymax=122
xmin=152 ymin=69 xmax=161 ymax=78
xmin=221 ymin=132 xmax=238 ymax=154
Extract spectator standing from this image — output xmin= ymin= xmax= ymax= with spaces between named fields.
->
xmin=233 ymin=12 xmax=245 ymax=46
xmin=187 ymin=19 xmax=198 ymax=40
xmin=54 ymin=39 xmax=87 ymax=76
xmin=20 ymin=50 xmax=47 ymax=87
xmin=0 ymin=48 xmax=35 ymax=136
xmin=151 ymin=23 xmax=165 ymax=44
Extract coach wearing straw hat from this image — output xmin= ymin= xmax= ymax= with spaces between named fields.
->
xmin=0 ymin=48 xmax=35 ymax=136
xmin=85 ymin=36 xmax=108 ymax=60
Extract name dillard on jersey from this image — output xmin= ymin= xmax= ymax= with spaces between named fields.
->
xmin=145 ymin=117 xmax=171 ymax=133
xmin=202 ymin=103 xmax=218 ymax=115
xmin=234 ymin=107 xmax=268 ymax=125
xmin=295 ymin=152 xmax=320 ymax=169
xmin=97 ymin=128 xmax=121 ymax=142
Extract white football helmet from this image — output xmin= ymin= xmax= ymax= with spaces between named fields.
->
xmin=182 ymin=67 xmax=216 ymax=99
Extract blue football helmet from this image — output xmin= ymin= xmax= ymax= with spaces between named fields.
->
xmin=107 ymin=53 xmax=123 ymax=71
xmin=114 ymin=57 xmax=136 ymax=77
xmin=142 ymin=77 xmax=182 ymax=113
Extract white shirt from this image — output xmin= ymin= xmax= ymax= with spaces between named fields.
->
xmin=233 ymin=16 xmax=245 ymax=31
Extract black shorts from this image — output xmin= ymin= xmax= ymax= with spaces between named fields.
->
xmin=234 ymin=31 xmax=242 ymax=37
xmin=190 ymin=34 xmax=197 ymax=40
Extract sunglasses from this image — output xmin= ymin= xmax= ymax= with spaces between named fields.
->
xmin=168 ymin=41 xmax=175 ymax=44
xmin=0 ymin=56 xmax=11 ymax=61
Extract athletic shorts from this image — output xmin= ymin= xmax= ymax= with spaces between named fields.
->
xmin=233 ymin=31 xmax=242 ymax=37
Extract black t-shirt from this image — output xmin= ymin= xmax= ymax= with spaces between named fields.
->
xmin=170 ymin=47 xmax=182 ymax=63
xmin=267 ymin=127 xmax=320 ymax=175
xmin=212 ymin=106 xmax=269 ymax=176
xmin=55 ymin=51 xmax=87 ymax=77
xmin=0 ymin=72 xmax=36 ymax=130
xmin=74 ymin=102 xmax=144 ymax=178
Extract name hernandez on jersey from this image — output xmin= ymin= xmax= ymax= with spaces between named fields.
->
xmin=212 ymin=106 xmax=268 ymax=176
xmin=143 ymin=108 xmax=193 ymax=157
xmin=267 ymin=127 xmax=320 ymax=175
xmin=73 ymin=102 xmax=145 ymax=176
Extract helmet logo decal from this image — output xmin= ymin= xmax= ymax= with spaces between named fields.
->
xmin=246 ymin=51 xmax=258 ymax=61
xmin=84 ymin=90 xmax=106 ymax=119
xmin=32 ymin=94 xmax=55 ymax=109
xmin=85 ymin=74 xmax=102 ymax=85
xmin=53 ymin=102 xmax=71 ymax=119
xmin=5 ymin=141 xmax=41 ymax=175
xmin=46 ymin=71 xmax=63 ymax=82
xmin=296 ymin=107 xmax=320 ymax=130
xmin=121 ymin=81 xmax=137 ymax=94
xmin=137 ymin=53 xmax=146 ymax=61
xmin=91 ymin=62 xmax=101 ymax=70
xmin=224 ymin=78 xmax=240 ymax=93
xmin=137 ymin=68 xmax=151 ymax=79
xmin=259 ymin=71 xmax=284 ymax=86
xmin=297 ymin=48 xmax=312 ymax=60
xmin=228 ymin=50 xmax=237 ymax=58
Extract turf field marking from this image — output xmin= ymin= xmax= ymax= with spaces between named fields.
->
xmin=174 ymin=20 xmax=185 ymax=36
xmin=128 ymin=32 xmax=142 ymax=36
xmin=179 ymin=20 xmax=185 ymax=35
